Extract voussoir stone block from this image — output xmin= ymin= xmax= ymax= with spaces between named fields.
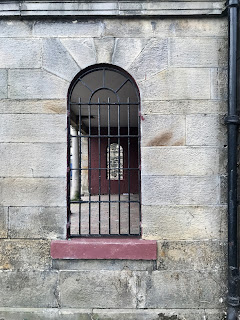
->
xmin=128 ymin=38 xmax=168 ymax=81
xmin=59 ymin=270 xmax=137 ymax=308
xmin=0 ymin=143 xmax=66 ymax=177
xmin=94 ymin=38 xmax=115 ymax=64
xmin=9 ymin=70 xmax=69 ymax=99
xmin=9 ymin=207 xmax=66 ymax=239
xmin=0 ymin=178 xmax=66 ymax=206
xmin=142 ymin=205 xmax=227 ymax=240
xmin=141 ymin=146 xmax=226 ymax=176
xmin=169 ymin=37 xmax=227 ymax=68
xmin=43 ymin=38 xmax=80 ymax=82
xmin=0 ymin=39 xmax=41 ymax=69
xmin=141 ymin=114 xmax=185 ymax=147
xmin=0 ymin=271 xmax=58 ymax=307
xmin=61 ymin=38 xmax=96 ymax=69
xmin=0 ymin=99 xmax=66 ymax=114
xmin=0 ymin=114 xmax=66 ymax=142
xmin=0 ymin=240 xmax=51 ymax=271
xmin=157 ymin=240 xmax=227 ymax=271
xmin=0 ymin=207 xmax=8 ymax=239
xmin=142 ymin=176 xmax=220 ymax=205
xmin=186 ymin=114 xmax=227 ymax=146
xmin=139 ymin=68 xmax=210 ymax=100
xmin=141 ymin=270 xmax=226 ymax=308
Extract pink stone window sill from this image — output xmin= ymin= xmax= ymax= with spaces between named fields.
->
xmin=51 ymin=238 xmax=157 ymax=260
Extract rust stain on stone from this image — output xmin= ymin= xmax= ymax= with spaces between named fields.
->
xmin=172 ymin=139 xmax=185 ymax=146
xmin=147 ymin=132 xmax=173 ymax=146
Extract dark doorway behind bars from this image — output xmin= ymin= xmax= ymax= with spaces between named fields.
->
xmin=67 ymin=64 xmax=141 ymax=237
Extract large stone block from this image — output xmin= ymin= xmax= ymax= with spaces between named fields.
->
xmin=169 ymin=37 xmax=227 ymax=67
xmin=141 ymin=270 xmax=226 ymax=308
xmin=211 ymin=68 xmax=228 ymax=100
xmin=0 ymin=240 xmax=51 ymax=271
xmin=128 ymin=38 xmax=168 ymax=81
xmin=141 ymin=205 xmax=227 ymax=240
xmin=141 ymin=146 xmax=226 ymax=176
xmin=9 ymin=207 xmax=66 ymax=239
xmin=142 ymin=100 xmax=227 ymax=115
xmin=0 ymin=143 xmax=66 ymax=177
xmin=33 ymin=20 xmax=103 ymax=38
xmin=0 ymin=207 xmax=8 ymax=239
xmin=0 ymin=70 xmax=7 ymax=99
xmin=142 ymin=176 xmax=220 ymax=205
xmin=0 ymin=114 xmax=66 ymax=142
xmin=0 ymin=99 xmax=66 ymax=114
xmin=9 ymin=70 xmax=69 ymax=99
xmin=139 ymin=68 xmax=211 ymax=101
xmin=141 ymin=114 xmax=185 ymax=147
xmin=53 ymin=259 xmax=155 ymax=271
xmin=94 ymin=38 xmax=115 ymax=64
xmin=59 ymin=270 xmax=137 ymax=308
xmin=113 ymin=38 xmax=148 ymax=70
xmin=0 ymin=20 xmax=33 ymax=37
xmin=186 ymin=114 xmax=227 ymax=146
xmin=61 ymin=38 xmax=96 ymax=69
xmin=43 ymin=38 xmax=80 ymax=81
xmin=0 ymin=271 xmax=58 ymax=307
xmin=0 ymin=39 xmax=41 ymax=68
xmin=157 ymin=240 xmax=227 ymax=271
xmin=0 ymin=178 xmax=66 ymax=206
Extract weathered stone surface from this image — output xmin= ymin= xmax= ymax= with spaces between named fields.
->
xmin=0 ymin=207 xmax=8 ymax=239
xmin=0 ymin=271 xmax=58 ymax=307
xmin=0 ymin=39 xmax=41 ymax=69
xmin=186 ymin=114 xmax=227 ymax=146
xmin=0 ymin=20 xmax=33 ymax=37
xmin=9 ymin=70 xmax=69 ymax=99
xmin=139 ymin=68 xmax=210 ymax=100
xmin=141 ymin=270 xmax=226 ymax=308
xmin=142 ymin=146 xmax=226 ymax=176
xmin=113 ymin=38 xmax=148 ymax=70
xmin=43 ymin=38 xmax=80 ymax=81
xmin=142 ymin=205 xmax=227 ymax=240
xmin=61 ymin=38 xmax=96 ymax=69
xmin=0 ymin=114 xmax=66 ymax=142
xmin=0 ymin=143 xmax=66 ymax=177
xmin=220 ymin=174 xmax=227 ymax=205
xmin=60 ymin=270 xmax=137 ymax=308
xmin=142 ymin=176 xmax=220 ymax=205
xmin=9 ymin=207 xmax=66 ymax=239
xmin=157 ymin=240 xmax=227 ymax=271
xmin=91 ymin=309 xmax=226 ymax=320
xmin=211 ymin=68 xmax=228 ymax=100
xmin=53 ymin=259 xmax=155 ymax=271
xmin=0 ymin=99 xmax=66 ymax=114
xmin=142 ymin=100 xmax=227 ymax=115
xmin=0 ymin=70 xmax=7 ymax=98
xmin=128 ymin=38 xmax=168 ymax=81
xmin=0 ymin=240 xmax=51 ymax=270
xmin=0 ymin=178 xmax=66 ymax=206
xmin=169 ymin=37 xmax=227 ymax=67
xmin=33 ymin=20 xmax=103 ymax=38
xmin=94 ymin=38 xmax=114 ymax=64
xmin=141 ymin=114 xmax=185 ymax=147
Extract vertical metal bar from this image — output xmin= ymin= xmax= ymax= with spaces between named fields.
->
xmin=98 ymin=98 xmax=101 ymax=235
xmin=127 ymin=98 xmax=131 ymax=235
xmin=88 ymin=102 xmax=91 ymax=235
xmin=108 ymin=97 xmax=111 ymax=234
xmin=138 ymin=102 xmax=141 ymax=235
xmin=118 ymin=101 xmax=121 ymax=235
xmin=78 ymin=98 xmax=82 ymax=235
xmin=67 ymin=100 xmax=71 ymax=238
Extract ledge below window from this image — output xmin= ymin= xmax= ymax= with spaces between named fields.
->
xmin=51 ymin=238 xmax=157 ymax=260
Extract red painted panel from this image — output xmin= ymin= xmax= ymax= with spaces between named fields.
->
xmin=51 ymin=239 xmax=157 ymax=260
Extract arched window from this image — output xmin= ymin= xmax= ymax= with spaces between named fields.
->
xmin=67 ymin=64 xmax=141 ymax=237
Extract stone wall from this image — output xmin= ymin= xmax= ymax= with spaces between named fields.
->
xmin=0 ymin=16 xmax=228 ymax=319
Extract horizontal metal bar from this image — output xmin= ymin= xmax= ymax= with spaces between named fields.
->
xmin=70 ymin=200 xmax=140 ymax=204
xmin=70 ymin=167 xmax=139 ymax=171
xmin=70 ymin=135 xmax=139 ymax=138
xmin=70 ymin=102 xmax=139 ymax=106
xmin=70 ymin=234 xmax=141 ymax=238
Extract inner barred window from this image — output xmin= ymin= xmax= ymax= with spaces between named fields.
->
xmin=67 ymin=64 xmax=141 ymax=237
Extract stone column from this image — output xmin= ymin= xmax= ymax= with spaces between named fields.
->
xmin=70 ymin=126 xmax=80 ymax=200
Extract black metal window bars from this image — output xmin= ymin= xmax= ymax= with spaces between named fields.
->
xmin=67 ymin=65 xmax=141 ymax=237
